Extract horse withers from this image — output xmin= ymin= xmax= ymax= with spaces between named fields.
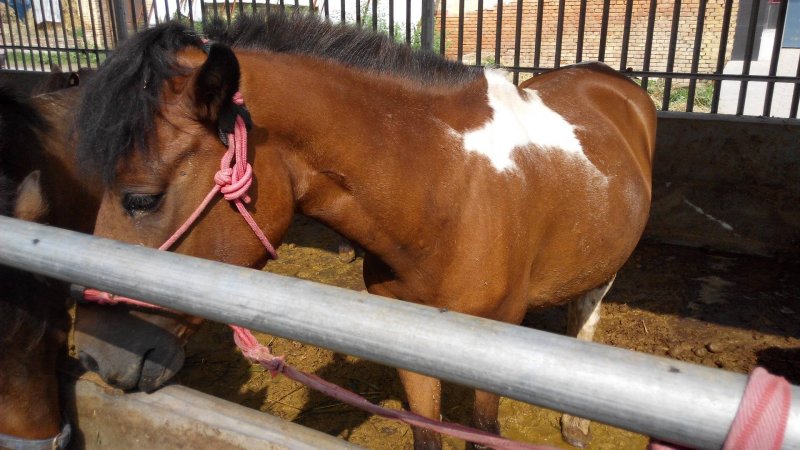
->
xmin=74 ymin=14 xmax=656 ymax=449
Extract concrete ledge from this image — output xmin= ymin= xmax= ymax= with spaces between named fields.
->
xmin=65 ymin=378 xmax=362 ymax=450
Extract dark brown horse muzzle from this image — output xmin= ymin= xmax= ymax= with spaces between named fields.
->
xmin=74 ymin=303 xmax=187 ymax=392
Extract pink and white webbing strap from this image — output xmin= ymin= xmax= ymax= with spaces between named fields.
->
xmin=723 ymin=367 xmax=792 ymax=450
xmin=648 ymin=367 xmax=792 ymax=450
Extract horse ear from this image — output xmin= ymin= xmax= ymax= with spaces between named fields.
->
xmin=191 ymin=44 xmax=241 ymax=124
xmin=15 ymin=170 xmax=49 ymax=222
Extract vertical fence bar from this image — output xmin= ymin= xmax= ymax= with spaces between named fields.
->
xmin=29 ymin=0 xmax=47 ymax=70
xmin=512 ymin=0 xmax=522 ymax=83
xmin=762 ymin=0 xmax=788 ymax=117
xmin=0 ymin=15 xmax=10 ymax=69
xmin=475 ymin=0 xmax=483 ymax=64
xmin=791 ymin=59 xmax=800 ymax=118
xmin=98 ymin=0 xmax=112 ymax=53
xmin=355 ymin=0 xmax=360 ymax=26
xmin=47 ymin=0 xmax=63 ymax=67
xmin=640 ymin=0 xmax=657 ymax=90
xmin=340 ymin=0 xmax=345 ymax=23
xmin=372 ymin=0 xmax=378 ymax=31
xmin=19 ymin=0 xmax=36 ymax=70
xmin=439 ymin=0 xmax=446 ymax=55
xmin=57 ymin=0 xmax=74 ymax=71
xmin=84 ymin=0 xmax=100 ymax=67
xmin=323 ymin=0 xmax=329 ymax=19
xmin=554 ymin=0 xmax=565 ymax=68
xmin=4 ymin=7 xmax=22 ymax=69
xmin=457 ymin=0 xmax=464 ymax=60
xmin=405 ymin=0 xmax=410 ymax=44
xmin=493 ymin=0 xmax=502 ymax=64
xmin=421 ymin=0 xmax=434 ymax=51
xmin=620 ymin=0 xmax=634 ymax=70
xmin=662 ymin=0 xmax=681 ymax=111
xmin=736 ymin=0 xmax=761 ymax=115
xmin=598 ymin=0 xmax=610 ymax=61
xmin=75 ymin=0 xmax=92 ymax=67
xmin=710 ymin=0 xmax=732 ymax=113
xmin=129 ymin=0 xmax=139 ymax=31
xmin=165 ymin=0 xmax=173 ymax=23
xmin=11 ymin=0 xmax=27 ymax=69
xmin=384 ymin=0 xmax=394 ymax=40
xmin=68 ymin=0 xmax=83 ymax=69
xmin=188 ymin=0 xmax=196 ymax=28
xmin=112 ymin=0 xmax=128 ymax=41
xmin=576 ymin=0 xmax=586 ymax=62
xmin=686 ymin=0 xmax=707 ymax=112
xmin=533 ymin=0 xmax=542 ymax=68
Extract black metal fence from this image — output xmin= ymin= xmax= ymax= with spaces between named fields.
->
xmin=1 ymin=0 xmax=798 ymax=118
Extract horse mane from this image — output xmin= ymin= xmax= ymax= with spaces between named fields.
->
xmin=77 ymin=13 xmax=482 ymax=183
xmin=75 ymin=22 xmax=204 ymax=184
xmin=204 ymin=12 xmax=481 ymax=87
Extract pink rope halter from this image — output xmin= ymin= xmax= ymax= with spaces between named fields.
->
xmin=158 ymin=92 xmax=276 ymax=258
xmin=81 ymin=91 xmax=552 ymax=450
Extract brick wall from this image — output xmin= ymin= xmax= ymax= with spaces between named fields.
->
xmin=437 ymin=0 xmax=739 ymax=75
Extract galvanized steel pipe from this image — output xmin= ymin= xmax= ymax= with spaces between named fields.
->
xmin=0 ymin=216 xmax=797 ymax=449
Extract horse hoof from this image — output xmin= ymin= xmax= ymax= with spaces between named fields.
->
xmin=337 ymin=242 xmax=357 ymax=263
xmin=561 ymin=414 xmax=591 ymax=448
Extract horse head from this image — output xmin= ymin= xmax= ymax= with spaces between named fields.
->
xmin=74 ymin=23 xmax=294 ymax=391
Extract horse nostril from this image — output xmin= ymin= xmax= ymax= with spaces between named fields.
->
xmin=79 ymin=351 xmax=100 ymax=373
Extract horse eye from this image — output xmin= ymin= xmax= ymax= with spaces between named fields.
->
xmin=122 ymin=193 xmax=164 ymax=215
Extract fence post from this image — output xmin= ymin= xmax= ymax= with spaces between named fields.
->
xmin=421 ymin=0 xmax=435 ymax=52
xmin=111 ymin=0 xmax=129 ymax=42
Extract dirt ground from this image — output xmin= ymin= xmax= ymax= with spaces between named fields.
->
xmin=173 ymin=215 xmax=800 ymax=450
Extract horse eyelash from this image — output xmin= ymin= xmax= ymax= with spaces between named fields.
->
xmin=123 ymin=193 xmax=164 ymax=214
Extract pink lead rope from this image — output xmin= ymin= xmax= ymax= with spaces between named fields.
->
xmin=82 ymin=91 xmax=552 ymax=450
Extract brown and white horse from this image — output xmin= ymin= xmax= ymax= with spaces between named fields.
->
xmin=74 ymin=13 xmax=655 ymax=449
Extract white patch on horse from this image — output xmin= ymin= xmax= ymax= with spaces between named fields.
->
xmin=568 ymin=276 xmax=615 ymax=342
xmin=462 ymin=70 xmax=587 ymax=172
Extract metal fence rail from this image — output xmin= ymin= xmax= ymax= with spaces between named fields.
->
xmin=1 ymin=0 xmax=799 ymax=117
xmin=0 ymin=215 xmax=798 ymax=449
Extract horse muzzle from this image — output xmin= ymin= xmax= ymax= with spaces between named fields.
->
xmin=74 ymin=302 xmax=187 ymax=392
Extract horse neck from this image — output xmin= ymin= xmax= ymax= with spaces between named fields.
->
xmin=239 ymin=52 xmax=488 ymax=268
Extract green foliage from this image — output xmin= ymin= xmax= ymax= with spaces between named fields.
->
xmin=5 ymin=49 xmax=105 ymax=70
xmin=639 ymin=78 xmax=716 ymax=113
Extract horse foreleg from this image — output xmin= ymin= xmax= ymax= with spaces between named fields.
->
xmin=560 ymin=275 xmax=615 ymax=448
xmin=398 ymin=368 xmax=442 ymax=450
xmin=464 ymin=389 xmax=501 ymax=450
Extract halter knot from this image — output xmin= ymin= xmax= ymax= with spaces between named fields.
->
xmin=214 ymin=164 xmax=253 ymax=203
